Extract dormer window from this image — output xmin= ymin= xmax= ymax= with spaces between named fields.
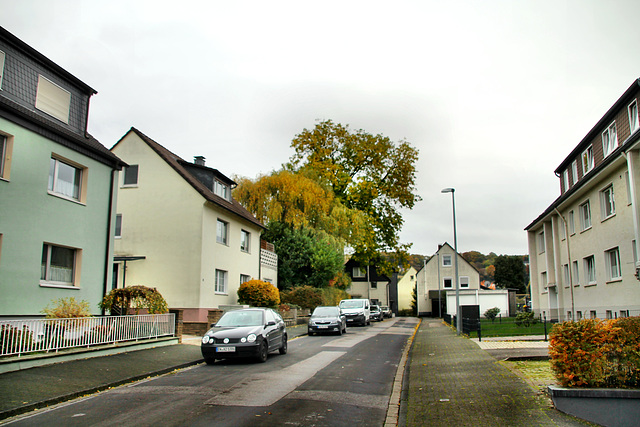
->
xmin=629 ymin=100 xmax=639 ymax=133
xmin=214 ymin=180 xmax=229 ymax=200
xmin=35 ymin=75 xmax=71 ymax=124
xmin=582 ymin=145 xmax=594 ymax=175
xmin=602 ymin=122 xmax=618 ymax=158
xmin=571 ymin=160 xmax=578 ymax=185
xmin=562 ymin=170 xmax=569 ymax=193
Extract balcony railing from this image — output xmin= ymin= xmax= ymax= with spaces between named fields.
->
xmin=0 ymin=314 xmax=175 ymax=358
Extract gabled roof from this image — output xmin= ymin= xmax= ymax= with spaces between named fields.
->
xmin=113 ymin=127 xmax=264 ymax=229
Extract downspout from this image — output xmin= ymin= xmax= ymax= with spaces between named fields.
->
xmin=102 ymin=168 xmax=116 ymax=316
xmin=554 ymin=208 xmax=575 ymax=320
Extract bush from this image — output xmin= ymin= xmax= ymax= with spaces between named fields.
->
xmin=398 ymin=308 xmax=414 ymax=317
xmin=515 ymin=311 xmax=538 ymax=327
xmin=320 ymin=287 xmax=350 ymax=306
xmin=549 ymin=317 xmax=640 ymax=388
xmin=484 ymin=307 xmax=500 ymax=322
xmin=42 ymin=297 xmax=92 ymax=318
xmin=100 ymin=285 xmax=169 ymax=315
xmin=280 ymin=285 xmax=323 ymax=310
xmin=237 ymin=279 xmax=280 ymax=307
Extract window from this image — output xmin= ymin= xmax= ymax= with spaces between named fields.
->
xmin=563 ymin=264 xmax=570 ymax=286
xmin=600 ymin=185 xmax=615 ymax=219
xmin=0 ymin=49 xmax=5 ymax=89
xmin=602 ymin=122 xmax=618 ymax=158
xmin=443 ymin=277 xmax=453 ymax=288
xmin=590 ymin=310 xmax=597 ymax=319
xmin=123 ymin=165 xmax=139 ymax=186
xmin=115 ymin=214 xmax=122 ymax=238
xmin=216 ymin=219 xmax=228 ymax=244
xmin=571 ymin=160 xmax=579 ymax=185
xmin=371 ymin=281 xmax=377 ymax=289
xmin=459 ymin=276 xmax=469 ymax=288
xmin=605 ymin=310 xmax=612 ymax=320
xmin=560 ymin=218 xmax=566 ymax=240
xmin=538 ymin=231 xmax=545 ymax=253
xmin=562 ymin=170 xmax=569 ymax=193
xmin=568 ymin=210 xmax=575 ymax=235
xmin=572 ymin=260 xmax=580 ymax=286
xmin=584 ymin=255 xmax=596 ymax=285
xmin=579 ymin=201 xmax=591 ymax=231
xmin=214 ymin=180 xmax=229 ymax=200
xmin=629 ymin=100 xmax=639 ymax=133
xmin=35 ymin=75 xmax=71 ymax=123
xmin=0 ymin=133 xmax=9 ymax=180
xmin=567 ymin=311 xmax=572 ymax=321
xmin=353 ymin=266 xmax=365 ymax=278
xmin=576 ymin=311 xmax=582 ymax=320
xmin=240 ymin=274 xmax=251 ymax=284
xmin=582 ymin=146 xmax=594 ymax=175
xmin=620 ymin=310 xmax=629 ymax=318
xmin=41 ymin=243 xmax=78 ymax=286
xmin=633 ymin=240 xmax=638 ymax=265
xmin=442 ymin=254 xmax=452 ymax=266
xmin=215 ymin=269 xmax=227 ymax=294
xmin=240 ymin=230 xmax=250 ymax=252
xmin=541 ymin=272 xmax=547 ymax=288
xmin=605 ymin=247 xmax=621 ymax=281
xmin=49 ymin=157 xmax=83 ymax=201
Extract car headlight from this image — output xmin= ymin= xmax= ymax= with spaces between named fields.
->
xmin=247 ymin=333 xmax=257 ymax=343
xmin=202 ymin=336 xmax=211 ymax=344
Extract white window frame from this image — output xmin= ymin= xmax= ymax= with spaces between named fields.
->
xmin=122 ymin=164 xmax=139 ymax=187
xmin=571 ymin=160 xmax=579 ymax=185
xmin=602 ymin=122 xmax=618 ymax=158
xmin=562 ymin=170 xmax=569 ymax=193
xmin=605 ymin=247 xmax=621 ymax=281
xmin=240 ymin=274 xmax=251 ymax=285
xmin=443 ymin=277 xmax=453 ymax=289
xmin=215 ymin=269 xmax=228 ymax=294
xmin=48 ymin=156 xmax=84 ymax=202
xmin=40 ymin=243 xmax=79 ymax=287
xmin=214 ymin=180 xmax=229 ymax=200
xmin=629 ymin=99 xmax=639 ymax=133
xmin=600 ymin=184 xmax=615 ymax=220
xmin=353 ymin=266 xmax=365 ymax=278
xmin=240 ymin=230 xmax=250 ymax=253
xmin=442 ymin=254 xmax=452 ymax=266
xmin=582 ymin=145 xmax=594 ymax=175
xmin=35 ymin=75 xmax=71 ymax=123
xmin=584 ymin=255 xmax=596 ymax=285
xmin=459 ymin=276 xmax=469 ymax=288
xmin=216 ymin=219 xmax=228 ymax=245
xmin=579 ymin=200 xmax=591 ymax=231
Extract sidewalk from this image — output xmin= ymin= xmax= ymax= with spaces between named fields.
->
xmin=400 ymin=318 xmax=588 ymax=426
xmin=0 ymin=324 xmax=309 ymax=421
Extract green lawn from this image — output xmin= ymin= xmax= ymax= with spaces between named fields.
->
xmin=466 ymin=317 xmax=549 ymax=338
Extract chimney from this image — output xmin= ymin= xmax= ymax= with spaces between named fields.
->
xmin=194 ymin=156 xmax=206 ymax=166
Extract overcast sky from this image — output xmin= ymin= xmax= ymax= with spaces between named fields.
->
xmin=3 ymin=1 xmax=640 ymax=256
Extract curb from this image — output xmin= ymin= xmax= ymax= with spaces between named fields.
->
xmin=0 ymin=358 xmax=204 ymax=421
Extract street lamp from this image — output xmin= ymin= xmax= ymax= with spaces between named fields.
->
xmin=441 ymin=188 xmax=461 ymax=335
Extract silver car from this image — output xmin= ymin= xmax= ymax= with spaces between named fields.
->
xmin=308 ymin=306 xmax=347 ymax=336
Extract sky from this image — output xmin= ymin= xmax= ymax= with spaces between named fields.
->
xmin=3 ymin=0 xmax=640 ymax=257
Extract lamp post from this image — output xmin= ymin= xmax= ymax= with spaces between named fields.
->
xmin=442 ymin=187 xmax=461 ymax=335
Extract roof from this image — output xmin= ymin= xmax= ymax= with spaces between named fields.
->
xmin=0 ymin=95 xmax=124 ymax=168
xmin=114 ymin=127 xmax=264 ymax=229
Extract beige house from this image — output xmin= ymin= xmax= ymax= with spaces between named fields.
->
xmin=416 ymin=243 xmax=481 ymax=317
xmin=397 ymin=267 xmax=417 ymax=312
xmin=111 ymin=128 xmax=268 ymax=322
xmin=526 ymin=79 xmax=640 ymax=321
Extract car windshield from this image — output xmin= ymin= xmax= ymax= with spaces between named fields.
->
xmin=216 ymin=310 xmax=263 ymax=327
xmin=312 ymin=307 xmax=339 ymax=317
xmin=339 ymin=300 xmax=363 ymax=309
xmin=372 ymin=306 xmax=380 ymax=312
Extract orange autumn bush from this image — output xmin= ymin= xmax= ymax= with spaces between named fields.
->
xmin=549 ymin=317 xmax=640 ymax=388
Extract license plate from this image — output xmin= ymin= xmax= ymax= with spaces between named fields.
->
xmin=318 ymin=326 xmax=328 ymax=329
xmin=216 ymin=346 xmax=235 ymax=352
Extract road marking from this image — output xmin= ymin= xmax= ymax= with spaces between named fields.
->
xmin=205 ymin=351 xmax=346 ymax=407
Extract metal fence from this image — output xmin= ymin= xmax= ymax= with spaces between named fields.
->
xmin=0 ymin=314 xmax=175 ymax=358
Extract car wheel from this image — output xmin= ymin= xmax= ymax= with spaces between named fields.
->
xmin=337 ymin=326 xmax=343 ymax=336
xmin=279 ymin=334 xmax=288 ymax=355
xmin=308 ymin=331 xmax=314 ymax=336
xmin=257 ymin=340 xmax=268 ymax=363
xmin=204 ymin=356 xmax=216 ymax=365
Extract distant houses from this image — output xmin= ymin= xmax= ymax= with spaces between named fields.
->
xmin=0 ymin=26 xmax=125 ymax=317
xmin=526 ymin=79 xmax=640 ymax=321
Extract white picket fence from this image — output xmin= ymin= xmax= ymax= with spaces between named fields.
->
xmin=0 ymin=314 xmax=176 ymax=357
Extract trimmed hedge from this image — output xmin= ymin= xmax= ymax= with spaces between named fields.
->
xmin=549 ymin=317 xmax=640 ymax=388
xmin=237 ymin=279 xmax=280 ymax=307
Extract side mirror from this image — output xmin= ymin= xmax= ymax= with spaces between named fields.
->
xmin=266 ymin=321 xmax=276 ymax=327
xmin=211 ymin=323 xmax=216 ymax=328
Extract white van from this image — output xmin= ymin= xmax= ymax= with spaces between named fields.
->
xmin=338 ymin=299 xmax=371 ymax=326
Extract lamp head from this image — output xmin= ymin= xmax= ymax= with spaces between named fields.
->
xmin=441 ymin=188 xmax=455 ymax=193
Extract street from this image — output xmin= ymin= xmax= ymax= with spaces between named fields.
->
xmin=6 ymin=317 xmax=418 ymax=427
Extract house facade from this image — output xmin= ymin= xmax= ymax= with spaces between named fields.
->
xmin=415 ymin=243 xmax=481 ymax=317
xmin=397 ymin=266 xmax=417 ymax=312
xmin=110 ymin=128 xmax=266 ymax=322
xmin=344 ymin=259 xmax=394 ymax=309
xmin=526 ymin=79 xmax=640 ymax=321
xmin=0 ymin=27 xmax=124 ymax=317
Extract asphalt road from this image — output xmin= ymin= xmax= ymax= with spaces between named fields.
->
xmin=6 ymin=317 xmax=418 ymax=427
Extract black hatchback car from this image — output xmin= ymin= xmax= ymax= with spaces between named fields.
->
xmin=201 ymin=308 xmax=287 ymax=364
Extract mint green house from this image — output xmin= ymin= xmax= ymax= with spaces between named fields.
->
xmin=0 ymin=27 xmax=124 ymax=317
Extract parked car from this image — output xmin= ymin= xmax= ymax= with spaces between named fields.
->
xmin=380 ymin=306 xmax=392 ymax=318
xmin=370 ymin=305 xmax=384 ymax=321
xmin=338 ymin=298 xmax=371 ymax=326
xmin=308 ymin=306 xmax=347 ymax=336
xmin=201 ymin=308 xmax=287 ymax=364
